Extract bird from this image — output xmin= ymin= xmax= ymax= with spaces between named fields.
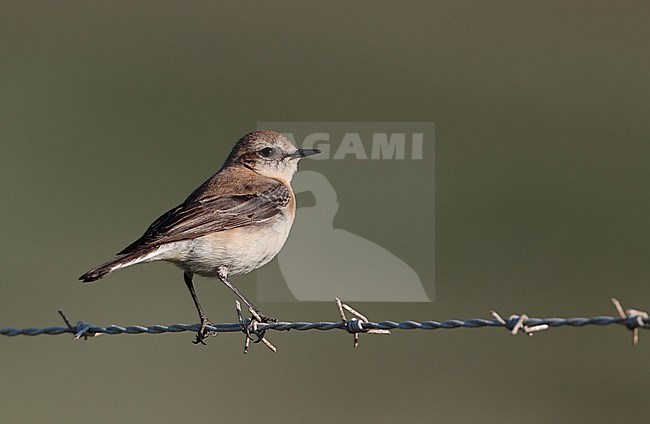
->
xmin=79 ymin=130 xmax=321 ymax=344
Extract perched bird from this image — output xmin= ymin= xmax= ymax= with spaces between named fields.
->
xmin=80 ymin=130 xmax=320 ymax=344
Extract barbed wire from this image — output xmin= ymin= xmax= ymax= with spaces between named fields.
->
xmin=1 ymin=297 xmax=647 ymax=353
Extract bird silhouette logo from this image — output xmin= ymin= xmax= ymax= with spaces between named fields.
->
xmin=274 ymin=171 xmax=431 ymax=301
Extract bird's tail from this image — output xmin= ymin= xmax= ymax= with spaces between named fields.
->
xmin=79 ymin=252 xmax=148 ymax=283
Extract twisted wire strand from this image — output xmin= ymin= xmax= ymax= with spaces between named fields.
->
xmin=1 ymin=315 xmax=648 ymax=337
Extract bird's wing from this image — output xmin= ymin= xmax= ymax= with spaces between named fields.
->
xmin=118 ymin=182 xmax=291 ymax=255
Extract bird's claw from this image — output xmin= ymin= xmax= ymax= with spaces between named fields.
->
xmin=257 ymin=313 xmax=277 ymax=323
xmin=192 ymin=318 xmax=218 ymax=345
xmin=246 ymin=308 xmax=276 ymax=343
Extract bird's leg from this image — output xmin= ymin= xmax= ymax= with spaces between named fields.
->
xmin=183 ymin=271 xmax=217 ymax=345
xmin=217 ymin=266 xmax=276 ymax=323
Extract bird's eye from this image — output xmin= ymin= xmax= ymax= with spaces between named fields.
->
xmin=258 ymin=147 xmax=275 ymax=158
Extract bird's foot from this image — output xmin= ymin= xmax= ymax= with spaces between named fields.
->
xmin=193 ymin=317 xmax=218 ymax=345
xmin=244 ymin=307 xmax=277 ymax=348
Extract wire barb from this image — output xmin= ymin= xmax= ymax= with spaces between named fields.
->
xmin=58 ymin=310 xmax=99 ymax=340
xmin=612 ymin=298 xmax=648 ymax=346
xmin=236 ymin=301 xmax=276 ymax=354
xmin=335 ymin=297 xmax=391 ymax=348
xmin=490 ymin=311 xmax=549 ymax=336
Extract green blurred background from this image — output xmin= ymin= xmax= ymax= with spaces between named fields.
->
xmin=1 ymin=1 xmax=649 ymax=423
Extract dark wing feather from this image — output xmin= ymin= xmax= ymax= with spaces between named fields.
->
xmin=118 ymin=183 xmax=291 ymax=255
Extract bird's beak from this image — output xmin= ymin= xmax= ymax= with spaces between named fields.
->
xmin=289 ymin=148 xmax=321 ymax=159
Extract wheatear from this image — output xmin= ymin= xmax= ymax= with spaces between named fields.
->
xmin=80 ymin=130 xmax=320 ymax=344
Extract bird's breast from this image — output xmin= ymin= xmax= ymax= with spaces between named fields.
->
xmin=180 ymin=212 xmax=295 ymax=276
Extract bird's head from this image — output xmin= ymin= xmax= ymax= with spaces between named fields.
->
xmin=225 ymin=130 xmax=320 ymax=182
